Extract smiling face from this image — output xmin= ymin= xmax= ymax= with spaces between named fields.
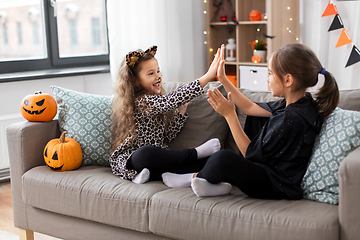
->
xmin=44 ymin=146 xmax=64 ymax=171
xmin=137 ymin=58 xmax=162 ymax=95
xmin=20 ymin=92 xmax=57 ymax=122
xmin=43 ymin=132 xmax=83 ymax=172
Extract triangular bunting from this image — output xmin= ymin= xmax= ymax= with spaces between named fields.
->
xmin=328 ymin=14 xmax=343 ymax=31
xmin=322 ymin=1 xmax=338 ymax=17
xmin=345 ymin=45 xmax=360 ymax=67
xmin=336 ymin=28 xmax=352 ymax=48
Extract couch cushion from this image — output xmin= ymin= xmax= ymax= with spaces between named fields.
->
xmin=301 ymin=108 xmax=360 ymax=204
xmin=22 ymin=166 xmax=168 ymax=233
xmin=149 ymin=188 xmax=339 ymax=240
xmin=338 ymin=88 xmax=360 ymax=111
xmin=51 ymin=86 xmax=113 ymax=166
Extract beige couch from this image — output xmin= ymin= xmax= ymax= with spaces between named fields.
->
xmin=7 ymin=82 xmax=360 ymax=240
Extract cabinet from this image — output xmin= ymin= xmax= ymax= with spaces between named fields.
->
xmin=205 ymin=0 xmax=300 ymax=88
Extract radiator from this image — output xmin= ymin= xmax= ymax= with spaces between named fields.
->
xmin=0 ymin=114 xmax=24 ymax=181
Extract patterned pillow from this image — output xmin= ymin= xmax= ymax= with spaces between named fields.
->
xmin=301 ymin=108 xmax=360 ymax=204
xmin=51 ymin=86 xmax=113 ymax=166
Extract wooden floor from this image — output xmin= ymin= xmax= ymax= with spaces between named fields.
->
xmin=0 ymin=180 xmax=60 ymax=240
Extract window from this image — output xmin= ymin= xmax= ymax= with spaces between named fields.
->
xmin=69 ymin=18 xmax=78 ymax=47
xmin=17 ymin=22 xmax=22 ymax=45
xmin=3 ymin=23 xmax=8 ymax=45
xmin=0 ymin=0 xmax=109 ymax=80
xmin=92 ymin=18 xmax=101 ymax=47
xmin=32 ymin=21 xmax=39 ymax=45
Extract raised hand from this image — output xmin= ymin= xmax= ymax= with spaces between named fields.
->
xmin=217 ymin=44 xmax=226 ymax=80
xmin=207 ymin=87 xmax=235 ymax=119
xmin=207 ymin=47 xmax=221 ymax=79
xmin=199 ymin=47 xmax=221 ymax=87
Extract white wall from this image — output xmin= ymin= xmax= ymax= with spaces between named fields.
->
xmin=0 ymin=72 xmax=112 ymax=171
xmin=300 ymin=0 xmax=360 ymax=90
xmin=107 ymin=0 xmax=207 ymax=83
xmin=0 ymin=73 xmax=113 ymax=116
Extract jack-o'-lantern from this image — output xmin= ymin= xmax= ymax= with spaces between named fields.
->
xmin=21 ymin=91 xmax=57 ymax=122
xmin=252 ymin=55 xmax=262 ymax=63
xmin=249 ymin=10 xmax=262 ymax=21
xmin=44 ymin=131 xmax=83 ymax=172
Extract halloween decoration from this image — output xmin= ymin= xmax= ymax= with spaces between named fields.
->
xmin=44 ymin=131 xmax=83 ymax=171
xmin=249 ymin=10 xmax=262 ymax=21
xmin=126 ymin=45 xmax=157 ymax=68
xmin=21 ymin=91 xmax=57 ymax=122
xmin=251 ymin=55 xmax=262 ymax=63
xmin=225 ymin=38 xmax=236 ymax=61
xmin=248 ymin=39 xmax=267 ymax=63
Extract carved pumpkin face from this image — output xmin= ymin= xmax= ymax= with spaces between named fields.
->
xmin=252 ymin=55 xmax=262 ymax=63
xmin=249 ymin=11 xmax=262 ymax=21
xmin=21 ymin=91 xmax=57 ymax=122
xmin=44 ymin=131 xmax=83 ymax=172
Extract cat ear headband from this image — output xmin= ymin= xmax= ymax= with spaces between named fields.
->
xmin=126 ymin=45 xmax=158 ymax=68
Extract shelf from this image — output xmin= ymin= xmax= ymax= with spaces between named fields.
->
xmin=206 ymin=0 xmax=299 ymax=88
xmin=210 ymin=21 xmax=267 ymax=26
xmin=224 ymin=61 xmax=237 ymax=65
xmin=238 ymin=21 xmax=267 ymax=25
xmin=238 ymin=62 xmax=267 ymax=66
xmin=210 ymin=22 xmax=237 ymax=26
xmin=224 ymin=61 xmax=268 ymax=67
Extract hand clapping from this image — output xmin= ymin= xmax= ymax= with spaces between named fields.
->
xmin=207 ymin=88 xmax=235 ymax=119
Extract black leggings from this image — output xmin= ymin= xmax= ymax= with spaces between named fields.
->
xmin=127 ymin=145 xmax=207 ymax=181
xmin=197 ymin=150 xmax=287 ymax=199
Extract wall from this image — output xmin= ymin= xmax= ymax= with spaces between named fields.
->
xmin=300 ymin=0 xmax=360 ymax=90
xmin=107 ymin=0 xmax=207 ymax=84
xmin=0 ymin=73 xmax=113 ymax=116
xmin=0 ymin=73 xmax=112 ymax=171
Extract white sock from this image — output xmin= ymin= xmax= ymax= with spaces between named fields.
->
xmin=191 ymin=177 xmax=232 ymax=197
xmin=195 ymin=138 xmax=221 ymax=159
xmin=162 ymin=172 xmax=194 ymax=188
xmin=132 ymin=168 xmax=150 ymax=184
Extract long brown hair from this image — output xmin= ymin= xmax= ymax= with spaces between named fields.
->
xmin=111 ymin=52 xmax=172 ymax=151
xmin=270 ymin=43 xmax=339 ymax=117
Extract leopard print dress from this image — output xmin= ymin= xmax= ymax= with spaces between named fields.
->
xmin=110 ymin=79 xmax=204 ymax=180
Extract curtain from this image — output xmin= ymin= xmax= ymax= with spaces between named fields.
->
xmin=106 ymin=0 xmax=207 ymax=84
xmin=301 ymin=0 xmax=360 ymax=90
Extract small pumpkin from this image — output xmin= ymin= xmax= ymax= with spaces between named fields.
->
xmin=44 ymin=131 xmax=83 ymax=171
xmin=252 ymin=55 xmax=262 ymax=63
xmin=249 ymin=10 xmax=262 ymax=21
xmin=21 ymin=91 xmax=57 ymax=122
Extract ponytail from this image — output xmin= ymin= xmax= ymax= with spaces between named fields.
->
xmin=314 ymin=70 xmax=339 ymax=117
xmin=270 ymin=43 xmax=340 ymax=118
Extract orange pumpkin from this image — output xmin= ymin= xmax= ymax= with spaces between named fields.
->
xmin=249 ymin=10 xmax=262 ymax=21
xmin=21 ymin=91 xmax=57 ymax=122
xmin=44 ymin=131 xmax=83 ymax=171
xmin=252 ymin=55 xmax=262 ymax=63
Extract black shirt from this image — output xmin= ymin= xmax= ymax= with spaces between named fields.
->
xmin=245 ymin=94 xmax=324 ymax=199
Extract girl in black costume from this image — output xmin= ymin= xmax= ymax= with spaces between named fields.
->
xmin=163 ymin=43 xmax=339 ymax=200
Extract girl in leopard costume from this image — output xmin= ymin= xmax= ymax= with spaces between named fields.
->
xmin=110 ymin=45 xmax=222 ymax=184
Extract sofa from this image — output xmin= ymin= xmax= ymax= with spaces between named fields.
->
xmin=7 ymin=81 xmax=360 ymax=240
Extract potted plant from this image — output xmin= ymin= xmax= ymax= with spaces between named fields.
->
xmin=248 ymin=39 xmax=267 ymax=63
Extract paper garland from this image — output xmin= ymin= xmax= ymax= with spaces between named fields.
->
xmin=323 ymin=1 xmax=360 ymax=67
